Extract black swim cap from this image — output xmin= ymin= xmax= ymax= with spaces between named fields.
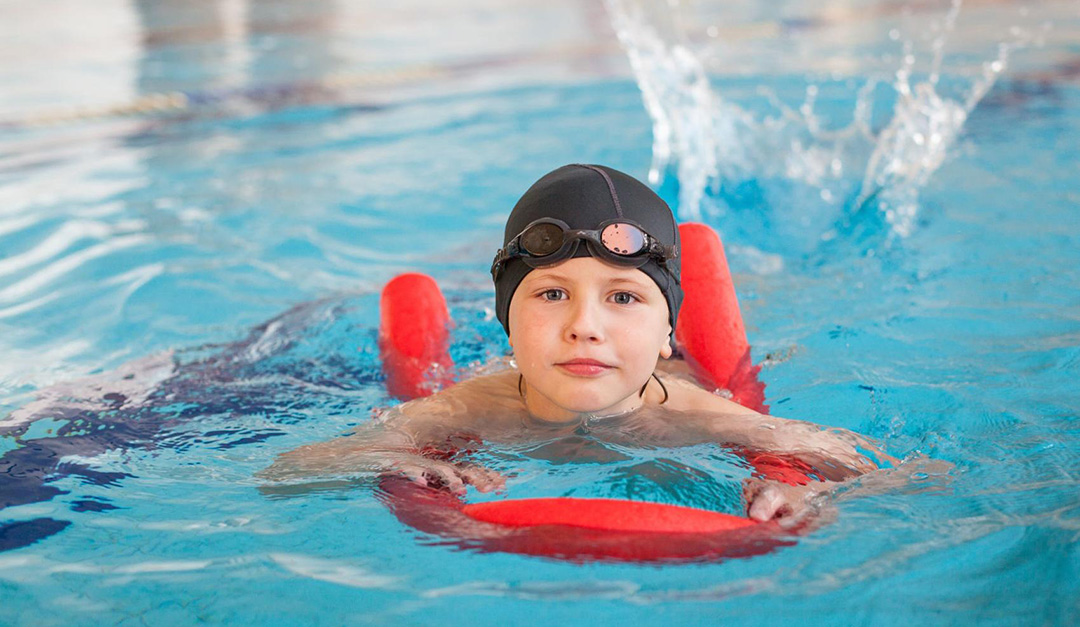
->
xmin=493 ymin=164 xmax=682 ymax=336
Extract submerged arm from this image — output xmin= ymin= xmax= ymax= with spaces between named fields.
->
xmin=667 ymin=379 xmax=914 ymax=521
xmin=672 ymin=378 xmax=897 ymax=474
xmin=260 ymin=394 xmax=504 ymax=495
xmin=744 ymin=453 xmax=953 ymax=523
xmin=724 ymin=411 xmax=943 ymax=523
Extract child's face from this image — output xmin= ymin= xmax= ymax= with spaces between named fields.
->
xmin=508 ymin=256 xmax=673 ymax=420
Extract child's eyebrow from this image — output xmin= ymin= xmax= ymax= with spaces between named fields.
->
xmin=528 ymin=273 xmax=651 ymax=291
xmin=528 ymin=272 xmax=574 ymax=284
xmin=600 ymin=276 xmax=655 ymax=292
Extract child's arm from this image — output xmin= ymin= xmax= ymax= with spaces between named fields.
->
xmin=731 ymin=417 xmax=945 ymax=524
xmin=743 ymin=454 xmax=953 ymax=523
xmin=260 ymin=395 xmax=505 ymax=495
xmin=662 ymin=377 xmax=921 ymax=521
xmin=726 ymin=409 xmax=893 ymax=474
xmin=668 ymin=376 xmax=894 ymax=473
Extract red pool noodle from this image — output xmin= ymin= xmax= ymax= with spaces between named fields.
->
xmin=378 ymin=273 xmax=454 ymax=400
xmin=379 ymin=477 xmax=790 ymax=564
xmin=463 ymin=497 xmax=755 ymax=533
xmin=675 ymin=223 xmax=768 ymax=413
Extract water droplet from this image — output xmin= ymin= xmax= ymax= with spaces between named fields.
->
xmin=889 ymin=29 xmax=901 ymax=41
xmin=990 ymin=60 xmax=1003 ymax=73
xmin=707 ymin=25 xmax=719 ymax=38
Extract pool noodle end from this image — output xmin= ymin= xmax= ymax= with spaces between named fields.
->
xmin=675 ymin=223 xmax=768 ymax=414
xmin=378 ymin=273 xmax=454 ymax=400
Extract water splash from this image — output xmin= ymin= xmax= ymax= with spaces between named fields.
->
xmin=858 ymin=0 xmax=1029 ymax=236
xmin=605 ymin=0 xmax=1041 ymax=238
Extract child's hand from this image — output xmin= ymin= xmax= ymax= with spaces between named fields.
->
xmin=743 ymin=478 xmax=825 ymax=524
xmin=393 ymin=457 xmax=506 ymax=496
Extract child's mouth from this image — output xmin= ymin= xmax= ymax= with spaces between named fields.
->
xmin=555 ymin=359 xmax=613 ymax=377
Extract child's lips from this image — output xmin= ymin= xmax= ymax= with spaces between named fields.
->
xmin=555 ymin=358 xmax=613 ymax=377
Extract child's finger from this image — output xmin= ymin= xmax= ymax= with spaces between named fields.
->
xmin=426 ymin=462 xmax=468 ymax=495
xmin=747 ymin=485 xmax=785 ymax=521
xmin=458 ymin=465 xmax=506 ymax=493
xmin=394 ymin=463 xmax=430 ymax=486
xmin=392 ymin=461 xmax=465 ymax=495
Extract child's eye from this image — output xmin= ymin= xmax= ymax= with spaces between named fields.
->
xmin=540 ymin=289 xmax=566 ymax=301
xmin=611 ymin=291 xmax=639 ymax=305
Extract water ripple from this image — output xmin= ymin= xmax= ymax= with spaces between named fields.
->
xmin=0 ymin=234 xmax=152 ymax=303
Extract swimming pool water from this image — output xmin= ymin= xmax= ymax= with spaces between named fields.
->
xmin=2 ymin=1 xmax=1079 ymax=625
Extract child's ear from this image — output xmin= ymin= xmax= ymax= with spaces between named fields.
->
xmin=660 ymin=325 xmax=673 ymax=359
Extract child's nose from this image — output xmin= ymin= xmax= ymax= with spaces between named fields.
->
xmin=564 ymin=299 xmax=604 ymax=343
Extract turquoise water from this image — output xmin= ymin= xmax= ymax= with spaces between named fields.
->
xmin=3 ymin=4 xmax=1080 ymax=625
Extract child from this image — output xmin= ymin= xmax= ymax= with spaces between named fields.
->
xmin=265 ymin=164 xmax=894 ymax=522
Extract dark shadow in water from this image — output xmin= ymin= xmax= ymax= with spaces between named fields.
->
xmin=0 ymin=518 xmax=71 ymax=552
xmin=0 ymin=296 xmax=382 ymax=552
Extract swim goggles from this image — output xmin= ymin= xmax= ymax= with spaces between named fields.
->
xmin=491 ymin=218 xmax=677 ymax=278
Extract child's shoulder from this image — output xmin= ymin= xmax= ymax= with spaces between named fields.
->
xmin=660 ymin=373 xmax=761 ymax=416
xmin=387 ymin=370 xmax=523 ymax=429
xmin=449 ymin=369 xmax=521 ymax=404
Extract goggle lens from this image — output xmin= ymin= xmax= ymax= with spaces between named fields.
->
xmin=600 ymin=223 xmax=647 ymax=256
xmin=520 ymin=222 xmax=564 ymax=256
xmin=493 ymin=219 xmax=671 ymax=278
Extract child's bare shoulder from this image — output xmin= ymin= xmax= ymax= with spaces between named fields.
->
xmin=384 ymin=370 xmax=522 ymax=431
xmin=661 ymin=374 xmax=760 ymax=416
xmin=444 ymin=369 xmax=522 ymax=413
